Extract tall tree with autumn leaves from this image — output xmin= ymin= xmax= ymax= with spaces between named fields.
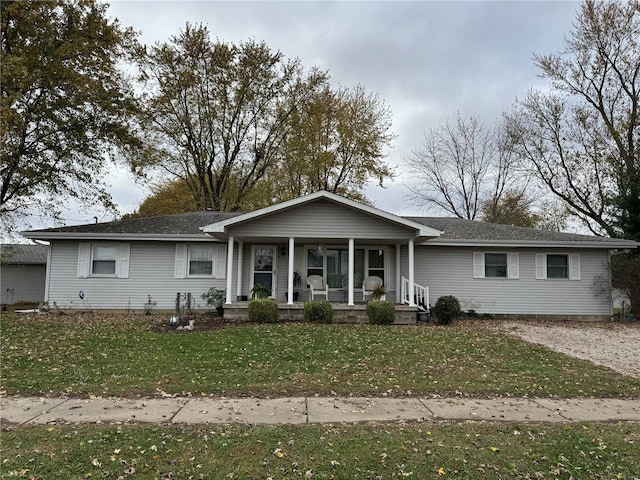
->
xmin=129 ymin=24 xmax=395 ymax=215
xmin=0 ymin=0 xmax=141 ymax=232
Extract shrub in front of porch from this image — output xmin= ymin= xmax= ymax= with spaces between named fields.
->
xmin=366 ymin=300 xmax=395 ymax=325
xmin=304 ymin=301 xmax=333 ymax=324
xmin=248 ymin=299 xmax=279 ymax=323
xmin=432 ymin=295 xmax=461 ymax=325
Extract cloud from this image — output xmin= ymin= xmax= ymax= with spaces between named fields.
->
xmin=34 ymin=0 xmax=580 ymax=227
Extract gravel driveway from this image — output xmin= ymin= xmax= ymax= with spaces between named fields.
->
xmin=495 ymin=321 xmax=640 ymax=379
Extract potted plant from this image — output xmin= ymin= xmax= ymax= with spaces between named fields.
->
xmin=201 ymin=288 xmax=226 ymax=317
xmin=250 ymin=283 xmax=270 ymax=299
xmin=371 ymin=284 xmax=386 ymax=301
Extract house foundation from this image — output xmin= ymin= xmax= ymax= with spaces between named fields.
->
xmin=223 ymin=302 xmax=420 ymax=324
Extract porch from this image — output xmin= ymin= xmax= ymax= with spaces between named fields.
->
xmin=223 ymin=301 xmax=424 ymax=324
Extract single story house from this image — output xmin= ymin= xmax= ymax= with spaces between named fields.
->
xmin=1 ymin=243 xmax=48 ymax=305
xmin=22 ymin=191 xmax=638 ymax=320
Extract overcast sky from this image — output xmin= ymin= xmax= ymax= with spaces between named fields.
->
xmin=55 ymin=0 xmax=581 ymax=227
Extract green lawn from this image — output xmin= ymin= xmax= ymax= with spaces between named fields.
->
xmin=3 ymin=312 xmax=640 ymax=479
xmin=2 ymin=312 xmax=639 ymax=399
xmin=2 ymin=422 xmax=639 ymax=479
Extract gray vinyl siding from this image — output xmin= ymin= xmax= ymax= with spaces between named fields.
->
xmin=404 ymin=246 xmax=611 ymax=316
xmin=228 ymin=199 xmax=415 ymax=240
xmin=47 ymin=241 xmax=233 ymax=311
xmin=1 ymin=264 xmax=46 ymax=304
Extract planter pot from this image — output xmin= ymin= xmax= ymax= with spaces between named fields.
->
xmin=285 ymin=292 xmax=301 ymax=301
xmin=216 ymin=306 xmax=224 ymax=317
xmin=416 ymin=311 xmax=429 ymax=323
xmin=237 ymin=295 xmax=248 ymax=302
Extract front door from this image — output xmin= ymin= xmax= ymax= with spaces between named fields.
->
xmin=252 ymin=246 xmax=276 ymax=298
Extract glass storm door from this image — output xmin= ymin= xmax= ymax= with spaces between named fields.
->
xmin=253 ymin=246 xmax=276 ymax=298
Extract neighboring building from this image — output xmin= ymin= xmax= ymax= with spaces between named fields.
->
xmin=1 ymin=244 xmax=48 ymax=305
xmin=21 ymin=191 xmax=638 ymax=320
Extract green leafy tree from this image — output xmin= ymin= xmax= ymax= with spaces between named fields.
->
xmin=274 ymin=85 xmax=395 ymax=204
xmin=0 ymin=0 xmax=141 ymax=231
xmin=505 ymin=0 xmax=640 ymax=240
xmin=481 ymin=190 xmax=541 ymax=228
xmin=481 ymin=190 xmax=569 ymax=231
xmin=132 ymin=24 xmax=328 ymax=212
xmin=123 ymin=178 xmax=195 ymax=219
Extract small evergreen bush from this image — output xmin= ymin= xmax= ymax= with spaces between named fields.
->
xmin=432 ymin=295 xmax=461 ymax=325
xmin=304 ymin=301 xmax=334 ymax=324
xmin=366 ymin=300 xmax=395 ymax=325
xmin=248 ymin=298 xmax=279 ymax=323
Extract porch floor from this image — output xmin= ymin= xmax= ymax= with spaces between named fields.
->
xmin=224 ymin=302 xmax=421 ymax=324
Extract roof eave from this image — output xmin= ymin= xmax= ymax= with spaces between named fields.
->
xmin=21 ymin=232 xmax=221 ymax=242
xmin=422 ymin=239 xmax=639 ymax=249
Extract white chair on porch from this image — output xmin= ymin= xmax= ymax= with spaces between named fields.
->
xmin=362 ymin=275 xmax=383 ymax=301
xmin=307 ymin=275 xmax=329 ymax=301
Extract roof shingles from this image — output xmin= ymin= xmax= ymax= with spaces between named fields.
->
xmin=22 ymin=210 xmax=635 ymax=246
xmin=405 ymin=217 xmax=622 ymax=243
xmin=26 ymin=211 xmax=243 ymax=235
xmin=1 ymin=244 xmax=48 ymax=264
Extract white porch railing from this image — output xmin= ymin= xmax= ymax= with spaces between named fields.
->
xmin=401 ymin=276 xmax=429 ymax=311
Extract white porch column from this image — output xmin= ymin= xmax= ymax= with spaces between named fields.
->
xmin=348 ymin=238 xmax=355 ymax=306
xmin=395 ymin=243 xmax=401 ymax=303
xmin=408 ymin=239 xmax=415 ymax=306
xmin=225 ymin=236 xmax=234 ymax=304
xmin=287 ymin=237 xmax=295 ymax=305
xmin=236 ymin=241 xmax=244 ymax=302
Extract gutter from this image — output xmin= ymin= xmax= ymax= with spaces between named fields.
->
xmin=20 ymin=232 xmax=223 ymax=242
xmin=421 ymin=239 xmax=640 ymax=249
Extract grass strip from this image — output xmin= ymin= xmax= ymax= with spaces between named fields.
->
xmin=2 ymin=312 xmax=639 ymax=398
xmin=2 ymin=422 xmax=639 ymax=479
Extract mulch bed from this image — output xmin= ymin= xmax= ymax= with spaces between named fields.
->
xmin=149 ymin=313 xmax=251 ymax=333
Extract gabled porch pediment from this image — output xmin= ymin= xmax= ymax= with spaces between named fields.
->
xmin=201 ymin=190 xmax=442 ymax=242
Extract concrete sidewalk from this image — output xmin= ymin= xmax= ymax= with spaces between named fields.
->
xmin=2 ymin=396 xmax=639 ymax=426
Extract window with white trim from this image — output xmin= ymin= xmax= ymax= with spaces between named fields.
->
xmin=368 ymin=250 xmax=385 ymax=280
xmin=485 ymin=253 xmax=507 ymax=278
xmin=473 ymin=252 xmax=519 ymax=279
xmin=307 ymin=248 xmax=324 ymax=278
xmin=547 ymin=254 xmax=568 ymax=278
xmin=92 ymin=245 xmax=117 ymax=275
xmin=536 ymin=253 xmax=580 ymax=280
xmin=305 ymin=247 xmax=384 ymax=289
xmin=77 ymin=243 xmax=130 ymax=278
xmin=189 ymin=245 xmax=214 ymax=275
xmin=175 ymin=244 xmax=226 ymax=278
